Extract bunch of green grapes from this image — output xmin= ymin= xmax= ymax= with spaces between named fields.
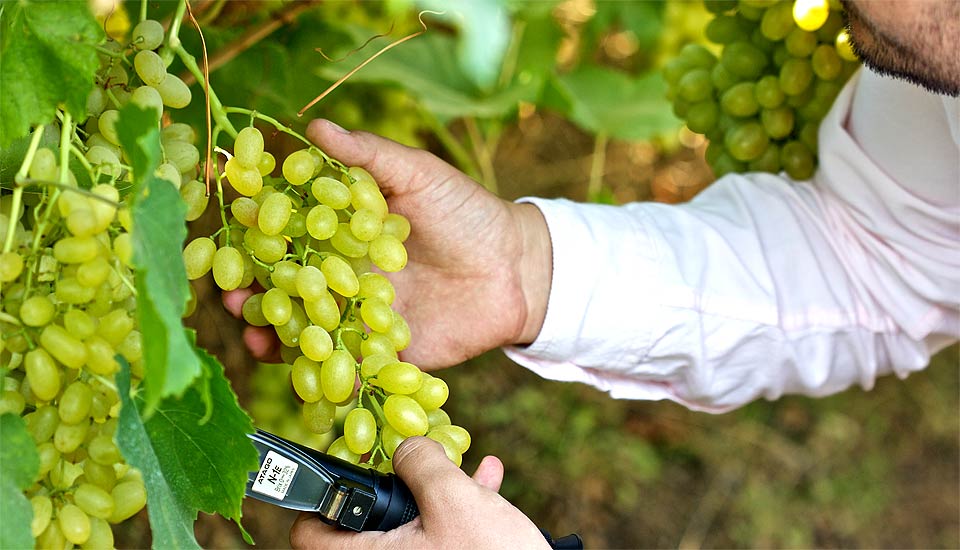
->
xmin=664 ymin=0 xmax=860 ymax=179
xmin=183 ymin=125 xmax=470 ymax=473
xmin=0 ymin=17 xmax=203 ymax=548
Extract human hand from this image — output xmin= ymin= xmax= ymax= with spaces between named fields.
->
xmin=288 ymin=437 xmax=550 ymax=550
xmin=224 ymin=120 xmax=552 ymax=369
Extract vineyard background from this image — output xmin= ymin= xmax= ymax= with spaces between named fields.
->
xmin=4 ymin=0 xmax=958 ymax=548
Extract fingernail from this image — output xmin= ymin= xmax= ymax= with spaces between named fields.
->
xmin=326 ymin=120 xmax=349 ymax=134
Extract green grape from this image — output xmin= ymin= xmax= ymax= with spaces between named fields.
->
xmin=331 ymin=223 xmax=369 ymax=258
xmin=425 ymin=431 xmax=462 ymax=466
xmin=384 ymin=394 xmax=428 ymax=437
xmin=377 ymin=361 xmax=422 ymax=395
xmin=238 ymin=293 xmax=268 ymax=327
xmin=132 ymin=18 xmax=164 ymax=50
xmin=306 ymin=205 xmax=338 ymax=240
xmin=413 ymin=375 xmax=448 ymax=411
xmin=720 ymin=81 xmax=759 ymax=117
xmin=261 ymin=288 xmax=293 ymax=326
xmin=162 ymin=122 xmax=196 ymax=143
xmin=710 ymin=62 xmax=740 ymax=93
xmin=109 ymin=480 xmax=147 ymax=523
xmin=780 ymin=57 xmax=814 ymax=95
xmin=180 ymin=179 xmax=209 ymax=221
xmin=311 ymin=177 xmax=352 ymax=209
xmin=295 ymin=265 xmax=327 ymax=302
xmin=83 ymin=517 xmax=114 ymax=549
xmin=303 ymin=291 xmax=340 ymax=331
xmin=292 ymin=356 xmax=324 ymax=402
xmin=360 ymin=354 xmax=396 ymax=379
xmin=380 ymin=424 xmax=405 ymax=458
xmin=164 ymin=140 xmax=200 ymax=173
xmin=56 ymin=276 xmax=96 ymax=304
xmin=83 ymin=459 xmax=117 ymax=491
xmin=0 ymin=251 xmax=23 ymax=282
xmin=98 ymin=309 xmax=133 ymax=346
xmin=212 ymin=246 xmax=244 ymax=291
xmin=0 ymin=390 xmax=25 ymax=415
xmin=157 ymin=73 xmax=192 ymax=108
xmin=755 ymin=74 xmax=785 ymax=108
xmin=381 ymin=213 xmax=411 ymax=241
xmin=350 ymin=208 xmax=384 ymax=242
xmin=29 ymin=147 xmax=58 ymax=181
xmin=321 ymin=349 xmax=356 ymax=403
xmin=811 ymin=44 xmax=842 ymax=80
xmin=59 ymin=381 xmax=93 ymax=424
xmin=183 ymin=237 xmax=216 ymax=280
xmin=358 ymin=273 xmax=395 ymax=304
xmin=785 ymin=27 xmax=817 ymax=57
xmin=31 ymin=495 xmax=53 ymax=537
xmin=97 ymin=109 xmax=120 ymax=145
xmin=368 ymin=234 xmax=407 ymax=272
xmin=429 ymin=424 xmax=471 ymax=454
xmin=131 ymin=85 xmax=164 ymax=118
xmin=231 ymin=197 xmax=260 ymax=227
xmin=234 ymin=127 xmax=265 ymax=169
xmin=243 ymin=227 xmax=287 ymax=263
xmin=26 ymin=405 xmax=60 ymax=443
xmin=749 ymin=141 xmax=782 ymax=172
xmin=721 ymin=41 xmax=768 ymax=79
xmin=427 ymin=408 xmax=451 ymax=428
xmin=300 ymin=325 xmax=333 ymax=362
xmin=781 ymin=140 xmax=815 ymax=180
xmin=258 ymin=192 xmax=292 ymax=236
xmin=835 ymin=29 xmax=857 ymax=61
xmin=225 ymin=156 xmax=263 ymax=196
xmin=37 ymin=441 xmax=60 ymax=477
xmin=344 ymin=408 xmax=377 ymax=454
xmin=384 ymin=312 xmax=411 ymax=351
xmin=678 ymin=68 xmax=714 ymax=103
xmin=793 ymin=0 xmax=829 ymax=31
xmin=761 ymin=106 xmax=795 ymax=139
xmin=257 ymin=151 xmax=277 ymax=176
xmin=704 ymin=0 xmax=738 ymax=14
xmin=37 ymin=520 xmax=67 ymax=550
xmin=155 ymin=161 xmax=181 ymax=188
xmin=685 ymin=101 xmax=720 ymax=134
xmin=326 ymin=436 xmax=359 ymax=464
xmin=54 ymin=235 xmax=99 ymax=264
xmin=360 ymin=333 xmax=397 ymax=359
xmin=271 ymin=260 xmax=301 ymax=296
xmin=678 ymin=43 xmax=717 ymax=69
xmin=75 ymin=483 xmax=115 ymax=520
xmin=19 ymin=295 xmax=56 ymax=327
xmin=283 ymin=150 xmax=316 ymax=185
xmin=41 ymin=324 xmax=87 ymax=369
xmin=59 ymin=503 xmax=92 ymax=545
xmin=360 ymin=297 xmax=393 ymax=333
xmin=87 ymin=434 xmax=122 ymax=465
xmin=302 ymin=398 xmax=336 ymax=433
xmin=321 ymin=255 xmax=359 ymax=297
xmin=799 ymin=120 xmax=819 ymax=151
xmin=725 ymin=122 xmax=770 ymax=161
xmin=759 ymin=0 xmax=794 ymax=40
xmin=349 ymin=180 xmax=388 ymax=218
xmin=283 ymin=211 xmax=308 ymax=239
xmin=54 ymin=419 xmax=90 ymax=453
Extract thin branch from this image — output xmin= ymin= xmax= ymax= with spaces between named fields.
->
xmin=184 ymin=0 xmax=214 ymax=194
xmin=297 ymin=10 xmax=445 ymax=117
xmin=180 ymin=1 xmax=320 ymax=87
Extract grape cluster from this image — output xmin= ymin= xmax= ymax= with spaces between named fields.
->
xmin=0 ymin=17 xmax=203 ymax=548
xmin=184 ymin=126 xmax=470 ymax=472
xmin=664 ymin=0 xmax=859 ymax=179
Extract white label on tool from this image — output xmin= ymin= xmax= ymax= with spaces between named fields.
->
xmin=252 ymin=450 xmax=298 ymax=501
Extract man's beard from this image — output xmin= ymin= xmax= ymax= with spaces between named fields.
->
xmin=839 ymin=0 xmax=959 ymax=97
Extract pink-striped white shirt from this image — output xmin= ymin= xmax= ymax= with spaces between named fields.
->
xmin=506 ymin=68 xmax=960 ymax=412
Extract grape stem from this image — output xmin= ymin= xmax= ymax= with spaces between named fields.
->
xmin=4 ymin=126 xmax=45 ymax=254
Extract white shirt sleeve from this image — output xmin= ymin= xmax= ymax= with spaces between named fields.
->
xmin=505 ymin=68 xmax=960 ymax=413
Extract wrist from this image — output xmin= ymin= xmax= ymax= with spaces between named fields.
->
xmin=511 ymin=202 xmax=552 ymax=345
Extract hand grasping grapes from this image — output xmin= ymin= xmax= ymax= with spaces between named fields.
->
xmin=224 ymin=119 xmax=552 ymax=369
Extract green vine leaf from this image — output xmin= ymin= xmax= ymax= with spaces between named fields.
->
xmin=0 ymin=414 xmax=39 ymax=549
xmin=116 ymin=347 xmax=259 ymax=549
xmin=0 ymin=1 xmax=102 ymax=146
xmin=115 ymin=104 xmax=201 ymax=413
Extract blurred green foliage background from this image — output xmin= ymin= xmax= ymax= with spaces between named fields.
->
xmin=144 ymin=0 xmax=960 ymax=547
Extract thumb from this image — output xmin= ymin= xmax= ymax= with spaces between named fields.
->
xmin=304 ymin=118 xmax=453 ymax=197
xmin=392 ymin=436 xmax=471 ymax=511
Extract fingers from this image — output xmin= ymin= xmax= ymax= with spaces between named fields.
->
xmin=289 ymin=512 xmax=390 ymax=550
xmin=242 ymin=325 xmax=282 ymax=363
xmin=304 ymin=119 xmax=451 ymax=197
xmin=222 ymin=287 xmax=254 ymax=318
xmin=471 ymin=455 xmax=505 ymax=492
xmin=392 ymin=437 xmax=473 ymax=510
